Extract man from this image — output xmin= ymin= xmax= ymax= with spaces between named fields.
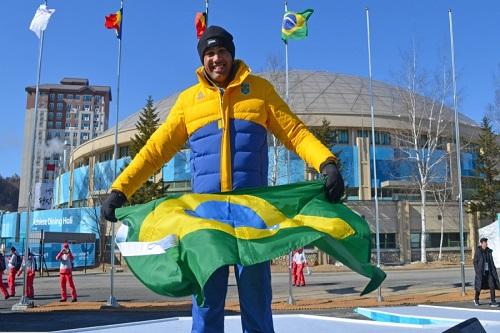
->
xmin=16 ymin=248 xmax=37 ymax=299
xmin=293 ymin=248 xmax=308 ymax=287
xmin=7 ymin=247 xmax=20 ymax=297
xmin=0 ymin=249 xmax=9 ymax=299
xmin=102 ymin=25 xmax=344 ymax=333
xmin=473 ymin=237 xmax=499 ymax=307
xmin=55 ymin=242 xmax=77 ymax=302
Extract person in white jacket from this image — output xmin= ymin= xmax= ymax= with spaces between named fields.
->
xmin=55 ymin=242 xmax=77 ymax=302
xmin=16 ymin=248 xmax=36 ymax=299
xmin=293 ymin=248 xmax=308 ymax=287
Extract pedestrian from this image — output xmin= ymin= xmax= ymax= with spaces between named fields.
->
xmin=0 ymin=249 xmax=9 ymax=299
xmin=16 ymin=248 xmax=37 ymax=299
xmin=473 ymin=237 xmax=500 ymax=307
xmin=293 ymin=248 xmax=308 ymax=287
xmin=291 ymin=250 xmax=298 ymax=286
xmin=55 ymin=242 xmax=77 ymax=302
xmin=101 ymin=25 xmax=344 ymax=333
xmin=7 ymin=247 xmax=21 ymax=297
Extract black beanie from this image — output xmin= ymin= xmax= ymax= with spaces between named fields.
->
xmin=197 ymin=26 xmax=235 ymax=64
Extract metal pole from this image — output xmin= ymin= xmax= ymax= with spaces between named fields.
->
xmin=365 ymin=8 xmax=383 ymax=302
xmin=205 ymin=0 xmax=209 ymax=26
xmin=107 ymin=0 xmax=124 ymax=308
xmin=284 ymin=0 xmax=294 ymax=305
xmin=448 ymin=9 xmax=466 ymax=296
xmin=14 ymin=1 xmax=48 ymax=310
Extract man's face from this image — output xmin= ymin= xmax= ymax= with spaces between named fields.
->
xmin=481 ymin=241 xmax=488 ymax=250
xmin=203 ymin=46 xmax=233 ymax=86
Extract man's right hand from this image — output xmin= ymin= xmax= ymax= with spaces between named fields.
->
xmin=101 ymin=190 xmax=127 ymax=222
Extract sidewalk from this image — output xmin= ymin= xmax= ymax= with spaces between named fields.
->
xmin=26 ymin=288 xmax=483 ymax=313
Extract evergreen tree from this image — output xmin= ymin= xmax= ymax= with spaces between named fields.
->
xmin=472 ymin=117 xmax=500 ymax=221
xmin=310 ymin=118 xmax=342 ymax=170
xmin=128 ymin=96 xmax=163 ymax=204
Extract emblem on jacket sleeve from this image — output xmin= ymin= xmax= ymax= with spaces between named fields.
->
xmin=241 ymin=82 xmax=250 ymax=95
xmin=197 ymin=91 xmax=205 ymax=100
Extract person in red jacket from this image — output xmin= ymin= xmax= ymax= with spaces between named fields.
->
xmin=291 ymin=250 xmax=298 ymax=286
xmin=0 ymin=250 xmax=9 ymax=299
xmin=55 ymin=242 xmax=77 ymax=302
xmin=7 ymin=247 xmax=20 ymax=297
xmin=16 ymin=248 xmax=36 ymax=299
xmin=293 ymin=248 xmax=308 ymax=287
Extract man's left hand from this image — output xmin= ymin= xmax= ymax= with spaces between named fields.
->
xmin=320 ymin=161 xmax=345 ymax=202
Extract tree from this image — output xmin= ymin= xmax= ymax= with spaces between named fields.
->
xmin=128 ymin=96 xmax=164 ymax=204
xmin=0 ymin=174 xmax=20 ymax=211
xmin=261 ymin=56 xmax=289 ymax=186
xmin=309 ymin=118 xmax=343 ymax=176
xmin=430 ymin=160 xmax=452 ymax=261
xmin=471 ymin=117 xmax=500 ymax=221
xmin=394 ymin=49 xmax=453 ymax=263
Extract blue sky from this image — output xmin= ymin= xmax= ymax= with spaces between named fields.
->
xmin=0 ymin=1 xmax=499 ymax=177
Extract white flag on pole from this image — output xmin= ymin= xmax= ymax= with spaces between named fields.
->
xmin=29 ymin=4 xmax=55 ymax=39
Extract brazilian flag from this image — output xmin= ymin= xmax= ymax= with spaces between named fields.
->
xmin=115 ymin=181 xmax=386 ymax=305
xmin=281 ymin=9 xmax=314 ymax=41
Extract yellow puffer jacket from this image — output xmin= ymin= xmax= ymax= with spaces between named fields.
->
xmin=112 ymin=61 xmax=336 ymax=198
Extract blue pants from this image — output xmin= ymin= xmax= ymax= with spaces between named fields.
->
xmin=191 ymin=261 xmax=274 ymax=333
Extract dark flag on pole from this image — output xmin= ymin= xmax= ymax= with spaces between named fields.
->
xmin=195 ymin=12 xmax=207 ymax=39
xmin=105 ymin=8 xmax=123 ymax=39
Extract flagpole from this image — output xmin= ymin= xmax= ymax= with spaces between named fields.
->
xmin=205 ymin=0 xmax=209 ymax=25
xmin=13 ymin=0 xmax=49 ymax=311
xmin=365 ymin=8 xmax=382 ymax=303
xmin=283 ymin=0 xmax=295 ymax=306
xmin=107 ymin=0 xmax=124 ymax=308
xmin=448 ymin=9 xmax=466 ymax=296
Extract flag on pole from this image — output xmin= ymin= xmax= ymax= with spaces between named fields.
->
xmin=281 ymin=9 xmax=313 ymax=41
xmin=105 ymin=8 xmax=123 ymax=39
xmin=195 ymin=12 xmax=207 ymax=39
xmin=29 ymin=4 xmax=55 ymax=39
xmin=115 ymin=181 xmax=386 ymax=304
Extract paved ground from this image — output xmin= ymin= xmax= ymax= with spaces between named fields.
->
xmin=0 ymin=265 xmax=496 ymax=332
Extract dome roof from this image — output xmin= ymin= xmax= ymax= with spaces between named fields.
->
xmin=103 ymin=70 xmax=477 ymax=134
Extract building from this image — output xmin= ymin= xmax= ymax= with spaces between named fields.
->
xmin=4 ymin=70 xmax=488 ymax=265
xmin=18 ymin=78 xmax=111 ymax=212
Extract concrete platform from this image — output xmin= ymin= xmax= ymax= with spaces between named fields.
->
xmin=50 ymin=314 xmax=451 ymax=333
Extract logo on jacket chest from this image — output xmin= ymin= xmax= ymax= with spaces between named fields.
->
xmin=197 ymin=91 xmax=205 ymax=101
xmin=241 ymin=82 xmax=250 ymax=95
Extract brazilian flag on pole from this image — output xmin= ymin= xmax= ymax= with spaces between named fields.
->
xmin=115 ymin=181 xmax=386 ymax=305
xmin=281 ymin=9 xmax=314 ymax=41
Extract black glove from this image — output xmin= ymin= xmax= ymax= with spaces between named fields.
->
xmin=320 ymin=161 xmax=345 ymax=202
xmin=101 ymin=190 xmax=127 ymax=222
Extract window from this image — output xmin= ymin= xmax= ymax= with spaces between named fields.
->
xmin=47 ymin=121 xmax=54 ymax=128
xmin=47 ymin=113 xmax=54 ymax=120
xmin=66 ymin=94 xmax=73 ymax=99
xmin=47 ymin=132 xmax=52 ymax=139
xmin=50 ymin=93 xmax=55 ymax=101
xmin=119 ymin=146 xmax=129 ymax=158
xmin=83 ymin=104 xmax=91 ymax=111
xmin=83 ymin=95 xmax=92 ymax=102
xmin=64 ymin=132 xmax=70 ymax=137
xmin=74 ymin=95 xmax=81 ymax=100
xmin=333 ymin=129 xmax=349 ymax=144
xmin=55 ymin=121 xmax=62 ymax=129
xmin=56 ymin=112 xmax=63 ymax=120
xmin=95 ymin=95 xmax=102 ymax=102
xmin=57 ymin=103 xmax=63 ymax=111
xmin=82 ymin=114 xmax=90 ymax=121
xmin=372 ymin=233 xmax=396 ymax=249
xmin=49 ymin=102 xmax=54 ymax=110
xmin=411 ymin=233 xmax=468 ymax=248
xmin=94 ymin=106 xmax=100 ymax=112
xmin=57 ymin=93 xmax=64 ymax=99
xmin=66 ymin=104 xmax=72 ymax=111
xmin=357 ymin=130 xmax=391 ymax=145
xmin=65 ymin=122 xmax=70 ymax=127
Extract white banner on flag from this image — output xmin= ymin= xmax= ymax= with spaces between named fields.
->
xmin=30 ymin=4 xmax=55 ymax=39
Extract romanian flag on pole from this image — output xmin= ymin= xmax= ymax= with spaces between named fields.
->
xmin=105 ymin=8 xmax=123 ymax=39
xmin=115 ymin=181 xmax=386 ymax=305
xmin=281 ymin=9 xmax=314 ymax=41
xmin=195 ymin=12 xmax=207 ymax=39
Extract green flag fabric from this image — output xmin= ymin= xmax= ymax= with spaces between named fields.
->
xmin=115 ymin=181 xmax=386 ymax=305
xmin=281 ymin=9 xmax=314 ymax=41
